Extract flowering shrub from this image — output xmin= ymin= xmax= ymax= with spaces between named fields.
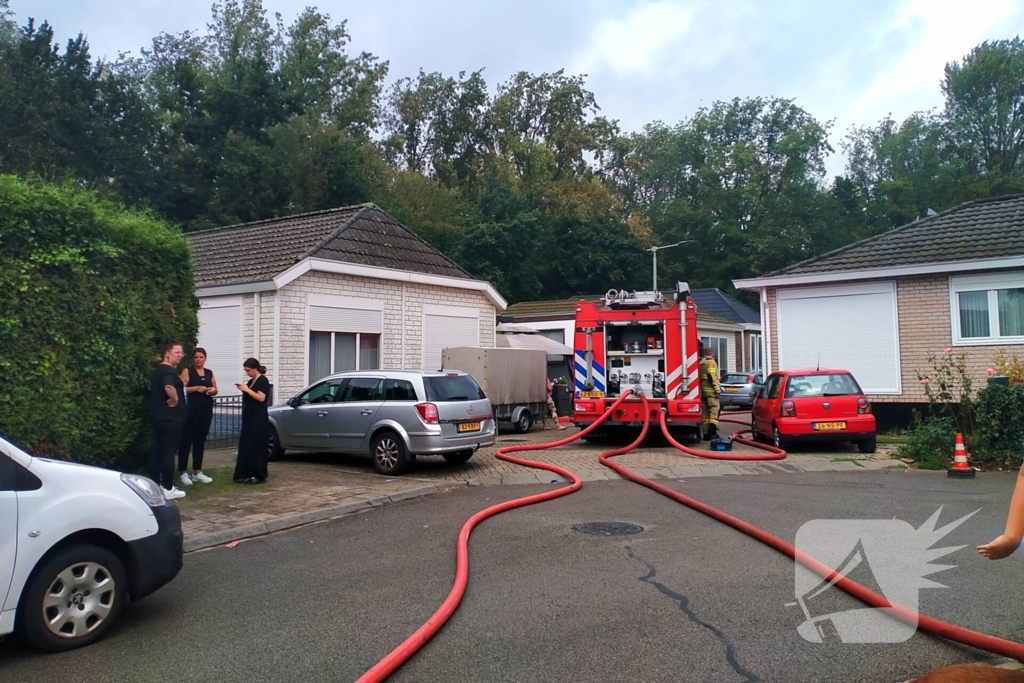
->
xmin=992 ymin=350 xmax=1024 ymax=383
xmin=916 ymin=349 xmax=975 ymax=439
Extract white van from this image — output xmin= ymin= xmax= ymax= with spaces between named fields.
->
xmin=1 ymin=435 xmax=183 ymax=652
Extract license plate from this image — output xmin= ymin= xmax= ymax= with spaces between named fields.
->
xmin=812 ymin=422 xmax=847 ymax=431
xmin=457 ymin=422 xmax=481 ymax=433
xmin=724 ymin=387 xmax=739 ymax=392
xmin=579 ymin=391 xmax=605 ymax=398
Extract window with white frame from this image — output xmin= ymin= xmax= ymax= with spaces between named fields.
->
xmin=951 ymin=273 xmax=1024 ymax=345
xmin=307 ymin=296 xmax=384 ymax=384
xmin=749 ymin=333 xmax=763 ymax=374
xmin=308 ymin=332 xmax=380 ymax=384
xmin=700 ymin=336 xmax=729 ymax=374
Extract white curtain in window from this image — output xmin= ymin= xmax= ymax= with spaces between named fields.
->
xmin=334 ymin=333 xmax=357 ymax=372
xmin=998 ymin=288 xmax=1024 ymax=337
xmin=958 ymin=291 xmax=990 ymax=338
xmin=309 ymin=332 xmax=332 ymax=384
xmin=359 ymin=334 xmax=380 ymax=369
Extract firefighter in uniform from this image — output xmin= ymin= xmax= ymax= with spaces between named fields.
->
xmin=700 ymin=346 xmax=721 ymax=440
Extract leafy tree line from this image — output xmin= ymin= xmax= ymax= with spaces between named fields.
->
xmin=3 ymin=0 xmax=1024 ymax=304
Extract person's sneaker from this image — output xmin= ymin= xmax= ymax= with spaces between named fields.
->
xmin=180 ymin=473 xmax=193 ymax=486
xmin=165 ymin=486 xmax=186 ymax=500
xmin=191 ymin=472 xmax=213 ymax=484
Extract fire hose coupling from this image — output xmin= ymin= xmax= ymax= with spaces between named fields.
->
xmin=631 ymin=384 xmax=645 ymax=397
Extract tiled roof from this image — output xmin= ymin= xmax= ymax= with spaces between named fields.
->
xmin=187 ymin=204 xmax=473 ymax=288
xmin=690 ymin=288 xmax=760 ymax=325
xmin=765 ymin=193 xmax=1024 ymax=277
xmin=504 ymin=296 xmax=737 ymax=327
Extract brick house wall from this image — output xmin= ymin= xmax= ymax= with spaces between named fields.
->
xmin=763 ymin=273 xmax=1022 ymax=404
xmin=263 ymin=272 xmax=496 ymax=400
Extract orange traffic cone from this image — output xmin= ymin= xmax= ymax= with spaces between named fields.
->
xmin=947 ymin=433 xmax=975 ymax=478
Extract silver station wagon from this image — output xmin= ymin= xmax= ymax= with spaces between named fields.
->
xmin=267 ymin=370 xmax=496 ymax=475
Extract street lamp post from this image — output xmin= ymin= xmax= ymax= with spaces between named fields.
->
xmin=647 ymin=240 xmax=694 ymax=292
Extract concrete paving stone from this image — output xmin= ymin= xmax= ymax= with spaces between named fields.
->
xmin=387 ymin=485 xmax=442 ymax=503
xmin=501 ymin=473 xmax=544 ymax=485
xmin=466 ymin=477 xmax=503 ymax=487
xmin=860 ymin=459 xmax=909 ymax=470
xmin=796 ymin=461 xmax=862 ymax=472
xmin=183 ymin=522 xmax=269 ymax=553
xmin=698 ymin=464 xmax=744 ymax=477
xmin=577 ymin=469 xmax=616 ymax=482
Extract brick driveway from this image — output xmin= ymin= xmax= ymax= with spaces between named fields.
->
xmin=176 ymin=420 xmax=902 ymax=552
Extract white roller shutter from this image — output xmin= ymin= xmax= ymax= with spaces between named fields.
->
xmin=423 ymin=307 xmax=479 ymax=370
xmin=309 ymin=305 xmax=383 ymax=334
xmin=776 ymin=282 xmax=901 ymax=394
xmin=197 ymin=300 xmax=243 ymax=395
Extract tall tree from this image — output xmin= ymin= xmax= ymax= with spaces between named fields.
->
xmin=944 ymin=37 xmax=1024 ymax=177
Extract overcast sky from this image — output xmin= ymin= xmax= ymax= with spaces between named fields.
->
xmin=12 ymin=0 xmax=1024 ymax=176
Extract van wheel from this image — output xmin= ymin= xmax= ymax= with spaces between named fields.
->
xmin=268 ymin=428 xmax=284 ymax=462
xmin=858 ymin=436 xmax=877 ymax=454
xmin=19 ymin=544 xmax=127 ymax=652
xmin=513 ymin=410 xmax=533 ymax=434
xmin=371 ymin=431 xmax=410 ymax=475
xmin=442 ymin=450 xmax=474 ymax=464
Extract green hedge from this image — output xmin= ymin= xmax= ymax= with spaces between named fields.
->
xmin=975 ymin=384 xmax=1024 ymax=467
xmin=0 ymin=175 xmax=197 ymax=470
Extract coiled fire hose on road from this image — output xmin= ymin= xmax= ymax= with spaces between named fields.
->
xmin=356 ymin=392 xmax=1024 ymax=682
xmin=354 ymin=391 xmax=645 ymax=683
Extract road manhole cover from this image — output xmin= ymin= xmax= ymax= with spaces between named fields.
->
xmin=572 ymin=522 xmax=644 ymax=536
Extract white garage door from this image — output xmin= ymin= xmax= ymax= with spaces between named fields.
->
xmin=776 ymin=282 xmax=901 ymax=394
xmin=197 ymin=298 xmax=243 ymax=396
xmin=423 ymin=305 xmax=480 ymax=370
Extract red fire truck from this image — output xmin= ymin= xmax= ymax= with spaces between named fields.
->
xmin=572 ymin=283 xmax=703 ymax=438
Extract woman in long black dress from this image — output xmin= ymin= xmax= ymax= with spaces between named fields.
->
xmin=233 ymin=358 xmax=270 ymax=484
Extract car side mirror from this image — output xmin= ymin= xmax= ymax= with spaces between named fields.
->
xmin=287 ymin=396 xmax=300 ymax=408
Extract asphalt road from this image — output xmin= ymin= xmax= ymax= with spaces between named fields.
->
xmin=2 ymin=469 xmax=1021 ymax=683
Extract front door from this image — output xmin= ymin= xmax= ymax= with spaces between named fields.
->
xmin=278 ymin=379 xmax=344 ymax=450
xmin=0 ymin=452 xmax=18 ymax=616
xmin=330 ymin=377 xmax=385 ymax=452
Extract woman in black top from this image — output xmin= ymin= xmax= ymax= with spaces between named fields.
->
xmin=233 ymin=357 xmax=270 ymax=484
xmin=178 ymin=348 xmax=218 ymax=486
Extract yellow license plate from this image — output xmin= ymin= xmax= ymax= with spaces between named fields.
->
xmin=724 ymin=387 xmax=739 ymax=392
xmin=579 ymin=391 xmax=605 ymax=398
xmin=457 ymin=422 xmax=481 ymax=433
xmin=813 ymin=422 xmax=847 ymax=431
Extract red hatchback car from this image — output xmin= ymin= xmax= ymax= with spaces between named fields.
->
xmin=751 ymin=369 xmax=876 ymax=453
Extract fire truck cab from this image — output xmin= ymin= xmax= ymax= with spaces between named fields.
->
xmin=572 ymin=282 xmax=703 ymax=438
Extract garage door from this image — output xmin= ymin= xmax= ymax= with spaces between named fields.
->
xmin=197 ymin=297 xmax=244 ymax=395
xmin=423 ymin=305 xmax=479 ymax=370
xmin=776 ymin=282 xmax=900 ymax=394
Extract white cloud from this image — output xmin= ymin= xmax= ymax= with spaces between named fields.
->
xmin=572 ymin=1 xmax=700 ymax=77
xmin=841 ymin=0 xmax=1018 ymax=126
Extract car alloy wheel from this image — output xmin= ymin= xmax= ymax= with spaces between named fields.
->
xmin=375 ymin=437 xmax=401 ymax=470
xmin=43 ymin=561 xmax=117 ymax=639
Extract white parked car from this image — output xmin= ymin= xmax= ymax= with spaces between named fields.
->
xmin=1 ymin=435 xmax=183 ymax=652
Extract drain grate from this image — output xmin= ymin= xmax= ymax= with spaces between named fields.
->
xmin=572 ymin=521 xmax=644 ymax=536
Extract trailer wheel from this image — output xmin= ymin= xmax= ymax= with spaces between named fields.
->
xmin=513 ymin=410 xmax=533 ymax=433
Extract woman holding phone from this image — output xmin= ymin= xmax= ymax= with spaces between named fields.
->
xmin=233 ymin=358 xmax=270 ymax=485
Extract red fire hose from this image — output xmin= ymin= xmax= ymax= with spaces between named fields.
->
xmin=357 ymin=394 xmax=1024 ymax=682
xmin=354 ymin=392 xmax=646 ymax=683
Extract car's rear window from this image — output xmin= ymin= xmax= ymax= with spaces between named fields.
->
xmin=424 ymin=375 xmax=486 ymax=402
xmin=784 ymin=373 xmax=862 ymax=398
xmin=722 ymin=374 xmax=754 ymax=384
